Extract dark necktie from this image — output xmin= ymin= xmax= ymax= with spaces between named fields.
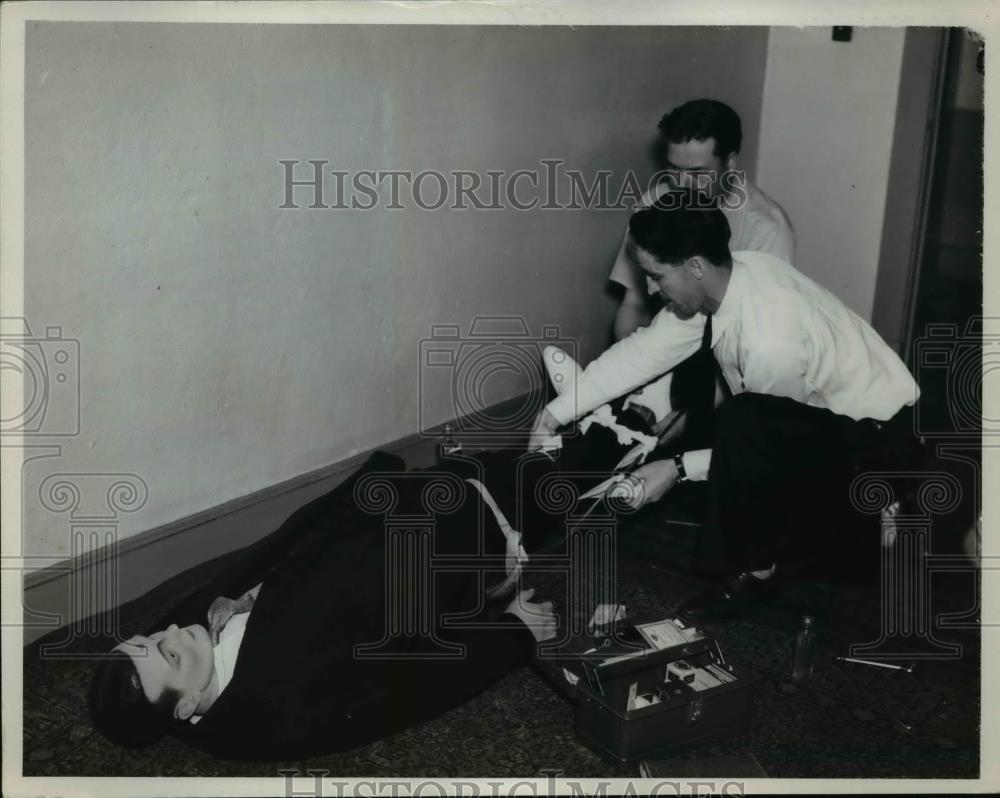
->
xmin=669 ymin=313 xmax=718 ymax=448
xmin=207 ymin=584 xmax=260 ymax=645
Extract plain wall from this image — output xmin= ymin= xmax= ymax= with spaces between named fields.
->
xmin=23 ymin=23 xmax=770 ymax=562
xmin=756 ymin=26 xmax=906 ymax=320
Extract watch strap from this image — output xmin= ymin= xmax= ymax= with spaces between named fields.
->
xmin=673 ymin=453 xmax=688 ymax=482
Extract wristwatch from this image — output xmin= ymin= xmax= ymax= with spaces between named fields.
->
xmin=672 ymin=453 xmax=688 ymax=483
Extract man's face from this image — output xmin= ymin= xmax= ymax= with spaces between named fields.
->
xmin=631 ymin=240 xmax=704 ymax=320
xmin=116 ymin=623 xmax=214 ymax=717
xmin=660 ymin=137 xmax=729 ymax=200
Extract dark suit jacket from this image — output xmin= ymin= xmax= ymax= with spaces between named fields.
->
xmin=159 ymin=451 xmax=535 ymax=761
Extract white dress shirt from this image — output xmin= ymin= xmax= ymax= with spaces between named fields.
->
xmin=189 ymin=609 xmax=252 ymax=725
xmin=550 ymin=251 xmax=920 ymax=479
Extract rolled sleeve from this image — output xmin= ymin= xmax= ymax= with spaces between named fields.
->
xmin=682 ymin=449 xmax=712 ymax=482
xmin=608 ymin=228 xmax=645 ymax=294
xmin=747 ymin=216 xmax=795 ymax=264
xmin=608 ymin=187 xmax=667 ymax=295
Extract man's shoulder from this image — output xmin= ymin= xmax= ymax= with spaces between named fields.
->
xmin=732 ymin=248 xmax=796 ymax=274
xmin=724 ymin=180 xmax=795 ymax=261
xmin=738 ymin=286 xmax=810 ymax=358
xmin=731 ymin=252 xmax=812 ymax=322
xmin=743 ymin=182 xmax=793 ymax=234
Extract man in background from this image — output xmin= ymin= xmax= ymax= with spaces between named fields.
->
xmin=610 ymin=100 xmax=795 ymax=450
xmin=612 ymin=98 xmax=794 ymax=340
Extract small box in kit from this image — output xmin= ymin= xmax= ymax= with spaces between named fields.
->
xmin=535 ymin=614 xmax=754 ymax=763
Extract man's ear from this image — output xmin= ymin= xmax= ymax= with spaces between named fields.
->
xmin=174 ymin=692 xmax=201 ymax=722
xmin=724 ymin=153 xmax=738 ymax=174
xmin=686 ymin=256 xmax=706 ymax=281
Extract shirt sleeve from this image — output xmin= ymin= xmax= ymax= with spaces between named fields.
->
xmin=682 ymin=449 xmax=712 ymax=482
xmin=767 ymin=225 xmax=795 ymax=264
xmin=609 ymin=186 xmax=667 ymax=295
xmin=749 ymin=214 xmax=796 ymax=264
xmin=607 ymin=226 xmax=645 ymax=295
xmin=546 ymin=309 xmax=706 ymax=425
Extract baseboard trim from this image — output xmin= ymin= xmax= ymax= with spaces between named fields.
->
xmin=22 ymin=391 xmax=540 ymax=645
xmin=24 ymin=429 xmax=424 ymax=592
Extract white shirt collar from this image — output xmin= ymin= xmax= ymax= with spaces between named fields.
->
xmin=189 ymin=610 xmax=252 ymax=725
xmin=707 ymin=255 xmax=744 ymax=348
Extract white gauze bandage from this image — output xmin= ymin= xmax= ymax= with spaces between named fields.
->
xmin=579 ymin=404 xmax=659 ymax=455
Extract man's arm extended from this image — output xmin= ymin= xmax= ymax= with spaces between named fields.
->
xmin=530 ymin=309 xmax=706 ymax=448
xmin=556 ymin=308 xmax=705 ymax=423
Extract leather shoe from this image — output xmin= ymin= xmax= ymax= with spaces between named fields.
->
xmin=677 ymin=570 xmax=779 ymax=623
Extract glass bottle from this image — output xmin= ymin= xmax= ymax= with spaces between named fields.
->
xmin=791 ymin=615 xmax=817 ymax=681
xmin=438 ymin=423 xmax=462 ymax=459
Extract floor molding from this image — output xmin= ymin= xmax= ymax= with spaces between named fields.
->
xmin=22 ymin=392 xmax=539 ymax=646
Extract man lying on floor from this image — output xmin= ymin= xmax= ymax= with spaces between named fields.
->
xmin=529 ymin=188 xmax=924 ymax=622
xmin=89 ymin=384 xmax=660 ymax=761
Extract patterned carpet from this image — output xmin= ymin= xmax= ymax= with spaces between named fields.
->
xmin=23 ymin=485 xmax=980 ymax=778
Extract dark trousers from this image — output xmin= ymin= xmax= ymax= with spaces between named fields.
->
xmin=698 ymin=393 xmax=923 ymax=578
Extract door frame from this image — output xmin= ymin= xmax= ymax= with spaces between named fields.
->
xmin=871 ymin=27 xmax=951 ymax=362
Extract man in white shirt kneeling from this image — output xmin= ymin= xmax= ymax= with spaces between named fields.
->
xmin=530 ymin=189 xmax=923 ymax=622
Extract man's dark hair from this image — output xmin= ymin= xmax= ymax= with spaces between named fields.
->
xmin=629 ymin=189 xmax=732 ymax=267
xmin=658 ymin=99 xmax=742 ymax=162
xmin=88 ymin=650 xmax=181 ymax=748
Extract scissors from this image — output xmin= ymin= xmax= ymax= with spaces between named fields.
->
xmin=575 ymin=462 xmax=648 ymax=519
xmin=573 ymin=408 xmax=689 ymax=518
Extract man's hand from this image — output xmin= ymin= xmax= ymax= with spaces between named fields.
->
xmin=610 ymin=458 xmax=681 ymax=510
xmin=588 ymin=603 xmax=626 ymax=631
xmin=527 ymin=407 xmax=560 ymax=451
xmin=506 ymin=588 xmax=557 ymax=642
